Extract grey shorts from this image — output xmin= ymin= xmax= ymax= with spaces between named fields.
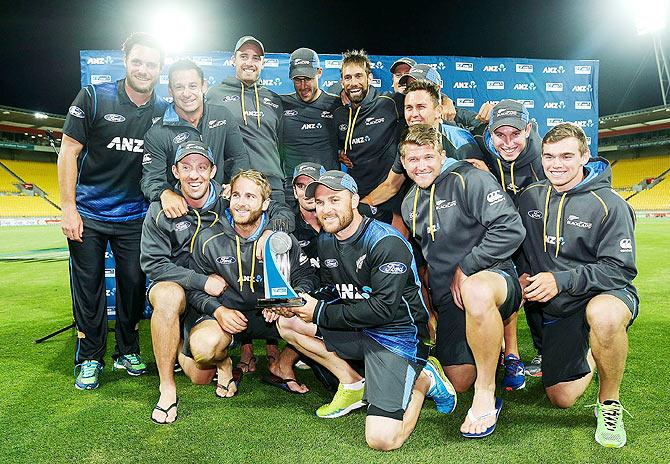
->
xmin=320 ymin=328 xmax=429 ymax=420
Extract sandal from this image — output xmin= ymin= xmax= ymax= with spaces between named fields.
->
xmin=236 ymin=356 xmax=257 ymax=373
xmin=461 ymin=397 xmax=503 ymax=438
xmin=151 ymin=397 xmax=179 ymax=425
xmin=216 ymin=368 xmax=243 ymax=398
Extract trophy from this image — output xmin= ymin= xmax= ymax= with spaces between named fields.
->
xmin=256 ymin=231 xmax=306 ymax=308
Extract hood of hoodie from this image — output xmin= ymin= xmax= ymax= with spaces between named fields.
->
xmin=484 ymin=121 xmax=541 ymax=170
xmin=568 ymin=156 xmax=611 ymax=194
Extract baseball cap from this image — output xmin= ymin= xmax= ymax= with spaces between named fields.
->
xmin=292 ymin=162 xmax=325 ymax=184
xmin=489 ymin=99 xmax=530 ymax=131
xmin=174 ymin=141 xmax=215 ymax=165
xmin=390 ymin=57 xmax=416 ymax=74
xmin=305 ymin=170 xmax=358 ymax=198
xmin=234 ymin=35 xmax=265 ymax=55
xmin=289 ymin=48 xmax=320 ymax=79
xmin=398 ymin=64 xmax=443 ymax=88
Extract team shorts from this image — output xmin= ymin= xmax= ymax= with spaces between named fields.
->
xmin=541 ymin=288 xmax=639 ymax=388
xmin=182 ymin=308 xmax=280 ymax=359
xmin=319 ymin=328 xmax=429 ymax=420
xmin=433 ymin=263 xmax=522 ymax=367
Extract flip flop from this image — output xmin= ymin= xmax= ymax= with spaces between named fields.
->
xmin=216 ymin=368 xmax=243 ymax=399
xmin=236 ymin=356 xmax=257 ymax=373
xmin=151 ymin=397 xmax=179 ymax=425
xmin=461 ymin=397 xmax=503 ymax=438
xmin=261 ymin=373 xmax=307 ymax=394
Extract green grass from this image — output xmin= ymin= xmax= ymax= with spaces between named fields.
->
xmin=0 ymin=220 xmax=669 ymax=463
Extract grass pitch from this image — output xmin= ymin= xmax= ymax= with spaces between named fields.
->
xmin=0 ymin=220 xmax=668 ymax=463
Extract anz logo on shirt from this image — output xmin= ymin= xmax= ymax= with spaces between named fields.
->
xmin=545 ymin=235 xmax=565 ymax=246
xmin=106 ymin=137 xmax=144 ymax=153
xmin=335 ymin=283 xmax=371 ymax=300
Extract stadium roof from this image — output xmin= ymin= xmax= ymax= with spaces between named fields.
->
xmin=0 ymin=105 xmax=64 ymax=136
xmin=599 ymin=105 xmax=670 ymax=138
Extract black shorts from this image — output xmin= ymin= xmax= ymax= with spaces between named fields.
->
xmin=433 ymin=264 xmax=522 ymax=367
xmin=320 ymin=328 xmax=429 ymax=420
xmin=182 ymin=309 xmax=280 ymax=359
xmin=541 ymin=288 xmax=639 ymax=388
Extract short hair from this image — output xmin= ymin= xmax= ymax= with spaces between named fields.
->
xmin=399 ymin=124 xmax=441 ymax=158
xmin=542 ymin=122 xmax=589 ymax=155
xmin=341 ymin=49 xmax=372 ymax=75
xmin=230 ymin=170 xmax=272 ymax=201
xmin=168 ymin=59 xmax=204 ymax=85
xmin=122 ymin=32 xmax=165 ymax=67
xmin=405 ymin=80 xmax=441 ymax=107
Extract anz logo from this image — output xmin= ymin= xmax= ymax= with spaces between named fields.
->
xmin=335 ymin=283 xmax=366 ymax=300
xmin=545 ymin=235 xmax=565 ymax=246
xmin=513 ymin=82 xmax=536 ymax=91
xmin=544 ymin=101 xmax=566 ymax=109
xmin=259 ymin=78 xmax=282 ymax=86
xmin=453 ymin=81 xmax=477 ymax=89
xmin=542 ymin=65 xmax=565 ymax=74
xmin=106 ymin=137 xmax=144 ymax=153
xmin=482 ymin=64 xmax=506 ymax=72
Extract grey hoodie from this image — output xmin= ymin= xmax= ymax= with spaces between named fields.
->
xmin=516 ymin=157 xmax=638 ymax=317
xmin=401 ymin=159 xmax=526 ymax=306
xmin=206 ymin=77 xmax=284 ymax=188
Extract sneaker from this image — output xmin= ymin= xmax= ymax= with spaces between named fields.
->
xmin=316 ymin=382 xmax=366 ymax=418
xmin=525 ymin=354 xmax=542 ymax=377
xmin=423 ymin=356 xmax=457 ymax=414
xmin=113 ymin=353 xmax=147 ymax=376
xmin=502 ymin=354 xmax=526 ymax=391
xmin=595 ymin=400 xmax=629 ymax=448
xmin=74 ymin=360 xmax=103 ymax=390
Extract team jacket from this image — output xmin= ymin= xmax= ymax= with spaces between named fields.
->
xmin=140 ymin=181 xmax=295 ymax=291
xmin=391 ymin=122 xmax=485 ymax=174
xmin=314 ymin=217 xmax=430 ymax=360
xmin=333 ymin=87 xmax=400 ymax=197
xmin=475 ymin=123 xmax=545 ymax=203
xmin=516 ymin=157 xmax=638 ymax=317
xmin=206 ymin=77 xmax=284 ymax=187
xmin=401 ymin=159 xmax=526 ymax=306
xmin=62 ymin=79 xmax=168 ymax=222
xmin=141 ymin=102 xmax=249 ymax=202
xmin=280 ymin=92 xmax=341 ymax=176
xmin=188 ymin=214 xmax=317 ymax=314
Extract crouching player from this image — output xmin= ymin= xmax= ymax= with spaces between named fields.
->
xmin=516 ymin=123 xmax=638 ymax=448
xmin=278 ymin=170 xmax=457 ymax=451
xmin=187 ymin=170 xmax=318 ymax=397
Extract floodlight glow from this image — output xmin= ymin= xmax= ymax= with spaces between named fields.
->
xmin=633 ymin=0 xmax=668 ymax=35
xmin=150 ymin=6 xmax=194 ymax=54
xmin=34 ymin=112 xmax=48 ymax=119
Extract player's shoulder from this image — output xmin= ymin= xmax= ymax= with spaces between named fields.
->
xmin=516 ymin=180 xmax=550 ymax=204
xmin=363 ymin=219 xmax=408 ymax=250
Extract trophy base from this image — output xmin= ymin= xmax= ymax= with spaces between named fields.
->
xmin=256 ymin=297 xmax=306 ymax=309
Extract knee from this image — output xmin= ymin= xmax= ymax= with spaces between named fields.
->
xmin=445 ymin=365 xmax=476 ymax=393
xmin=277 ymin=317 xmax=301 ymax=342
xmin=546 ymin=387 xmax=578 ymax=409
xmin=461 ymin=279 xmax=496 ymax=318
xmin=190 ymin=330 xmax=225 ymax=364
xmin=587 ymin=304 xmax=628 ymax=340
xmin=151 ymin=285 xmax=185 ymax=318
xmin=366 ymin=430 xmax=400 ymax=451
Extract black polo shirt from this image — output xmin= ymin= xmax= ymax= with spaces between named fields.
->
xmin=63 ymin=79 xmax=167 ymax=222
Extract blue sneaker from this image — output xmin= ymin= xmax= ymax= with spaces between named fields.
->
xmin=502 ymin=354 xmax=526 ymax=391
xmin=113 ymin=354 xmax=147 ymax=376
xmin=423 ymin=356 xmax=457 ymax=414
xmin=74 ymin=360 xmax=103 ymax=390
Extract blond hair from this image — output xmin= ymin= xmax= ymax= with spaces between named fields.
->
xmin=399 ymin=124 xmax=441 ymax=158
xmin=543 ymin=122 xmax=589 ymax=154
xmin=230 ymin=170 xmax=272 ymax=201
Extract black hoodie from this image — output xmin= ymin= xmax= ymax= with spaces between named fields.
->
xmin=516 ymin=157 xmax=638 ymax=317
xmin=206 ymin=77 xmax=284 ymax=188
xmin=401 ymin=159 xmax=526 ymax=306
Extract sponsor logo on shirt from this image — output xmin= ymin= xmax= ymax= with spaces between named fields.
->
xmin=516 ymin=64 xmax=534 ymax=73
xmin=455 ymin=62 xmax=474 ymax=72
xmin=356 ymin=254 xmax=366 ymax=271
xmin=575 ymin=101 xmax=592 ymax=110
xmin=335 ymin=283 xmax=366 ymax=300
xmin=69 ymin=106 xmax=85 ymax=118
xmin=544 ymin=101 xmax=566 ymax=109
xmin=208 ymin=119 xmax=227 ymax=129
xmin=545 ymin=235 xmax=565 ymax=246
xmin=324 ymin=258 xmax=338 ymax=268
xmin=351 ymin=135 xmax=371 ymax=145
xmin=427 ymin=224 xmax=440 ymax=234
xmin=456 ymin=98 xmax=475 ymax=107
xmin=435 ymin=199 xmax=456 ymax=210
xmin=298 ymin=240 xmax=310 ymax=248
xmin=244 ymin=110 xmax=265 ymax=118
xmin=223 ymin=95 xmax=240 ymax=102
xmin=453 ymin=81 xmax=477 ymax=89
xmin=173 ymin=132 xmax=190 ymax=144
xmin=284 ymin=110 xmax=298 ymax=117
xmin=175 ymin=221 xmax=191 ymax=231
xmin=528 ymin=210 xmax=543 ymax=220
xmin=379 ymin=262 xmax=407 ymax=274
xmin=566 ymin=215 xmax=592 ymax=229
xmin=486 ymin=190 xmax=504 ymax=205
xmin=263 ymin=97 xmax=279 ymax=108
xmin=542 ymin=65 xmax=565 ymax=74
xmin=575 ymin=65 xmax=592 ymax=75
xmin=483 ymin=64 xmax=506 ymax=72
xmin=216 ymin=256 xmax=237 ymax=265
xmin=152 ymin=117 xmax=161 ymax=124
xmin=142 ymin=153 xmax=152 ymax=165
xmin=365 ymin=116 xmax=384 ymax=126
xmin=301 ymin=122 xmax=323 ymax=130
xmin=104 ymin=113 xmax=126 ymax=123
xmin=321 ymin=111 xmax=333 ymax=119
xmin=619 ymin=238 xmax=632 ymax=252
xmin=513 ymin=82 xmax=536 ymax=91
xmin=106 ymin=137 xmax=144 ymax=153
xmin=339 ymin=124 xmax=348 ymax=132
xmin=546 ymin=82 xmax=564 ymax=92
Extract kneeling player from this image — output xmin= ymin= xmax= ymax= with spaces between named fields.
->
xmin=279 ymin=171 xmax=456 ymax=451
xmin=516 ymin=123 xmax=638 ymax=448
xmin=187 ymin=170 xmax=318 ymax=396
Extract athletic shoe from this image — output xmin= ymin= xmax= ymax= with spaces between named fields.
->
xmin=74 ymin=360 xmax=103 ymax=390
xmin=423 ymin=356 xmax=457 ymax=414
xmin=525 ymin=354 xmax=542 ymax=377
xmin=595 ymin=400 xmax=628 ymax=448
xmin=502 ymin=354 xmax=526 ymax=391
xmin=113 ymin=353 xmax=147 ymax=376
xmin=316 ymin=382 xmax=366 ymax=418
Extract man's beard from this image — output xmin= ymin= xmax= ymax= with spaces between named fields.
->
xmin=232 ymin=207 xmax=263 ymax=226
xmin=318 ymin=207 xmax=353 ymax=233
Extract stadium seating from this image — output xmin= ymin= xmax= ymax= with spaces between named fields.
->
xmin=628 ymin=179 xmax=670 ymax=211
xmin=2 ymin=160 xmax=60 ymax=205
xmin=0 ymin=166 xmax=20 ymax=194
xmin=611 ymin=156 xmax=670 ymax=192
xmin=0 ymin=195 xmax=61 ymax=217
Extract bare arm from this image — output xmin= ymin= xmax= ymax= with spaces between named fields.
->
xmin=57 ymin=134 xmax=84 ymax=242
xmin=361 ymin=170 xmax=405 ymax=206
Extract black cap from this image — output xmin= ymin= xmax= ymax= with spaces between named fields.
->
xmin=305 ymin=170 xmax=358 ymax=198
xmin=490 ymin=99 xmax=530 ymax=131
xmin=398 ymin=64 xmax=443 ymax=88
xmin=234 ymin=35 xmax=265 ymax=55
xmin=289 ymin=48 xmax=320 ymax=79
xmin=174 ymin=141 xmax=215 ymax=165
xmin=292 ymin=162 xmax=325 ymax=183
xmin=390 ymin=57 xmax=416 ymax=74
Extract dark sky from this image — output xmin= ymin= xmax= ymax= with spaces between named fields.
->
xmin=1 ymin=0 xmax=667 ymax=116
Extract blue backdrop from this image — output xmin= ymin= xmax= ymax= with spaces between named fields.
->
xmin=83 ymin=50 xmax=599 ymax=316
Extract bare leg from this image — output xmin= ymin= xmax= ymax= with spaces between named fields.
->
xmin=187 ymin=320 xmax=235 ymax=396
xmin=237 ymin=343 xmax=256 ymax=373
xmin=503 ymin=312 xmax=520 ymax=357
xmin=269 ymin=345 xmax=308 ymax=393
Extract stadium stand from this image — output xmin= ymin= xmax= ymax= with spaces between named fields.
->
xmin=627 ymin=178 xmax=670 ymax=211
xmin=610 ymin=155 xmax=670 ymax=199
xmin=0 ymin=195 xmax=60 ymax=217
xmin=2 ymin=159 xmax=60 ymax=204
